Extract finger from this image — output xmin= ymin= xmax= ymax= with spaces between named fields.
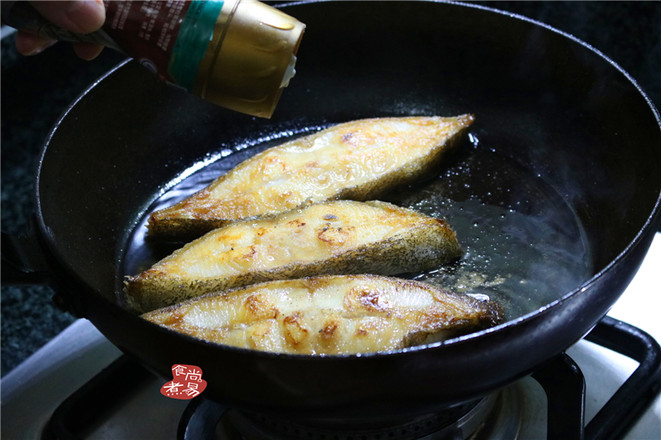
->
xmin=30 ymin=0 xmax=105 ymax=34
xmin=73 ymin=42 xmax=104 ymax=60
xmin=15 ymin=30 xmax=57 ymax=55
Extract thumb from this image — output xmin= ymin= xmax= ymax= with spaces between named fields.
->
xmin=30 ymin=0 xmax=105 ymax=34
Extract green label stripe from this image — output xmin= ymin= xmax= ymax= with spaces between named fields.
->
xmin=167 ymin=0 xmax=225 ymax=91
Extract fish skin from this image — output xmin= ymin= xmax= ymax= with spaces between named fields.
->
xmin=126 ymin=200 xmax=462 ymax=313
xmin=141 ymin=275 xmax=502 ymax=355
xmin=147 ymin=115 xmax=474 ymax=240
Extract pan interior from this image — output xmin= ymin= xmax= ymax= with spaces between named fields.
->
xmin=119 ymin=124 xmax=593 ymax=322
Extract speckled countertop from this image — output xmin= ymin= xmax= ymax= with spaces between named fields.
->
xmin=2 ymin=1 xmax=660 ymax=376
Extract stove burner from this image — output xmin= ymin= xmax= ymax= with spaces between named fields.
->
xmin=180 ymin=385 xmax=529 ymax=440
xmin=41 ymin=317 xmax=661 ymax=440
xmin=181 ymin=395 xmax=493 ymax=439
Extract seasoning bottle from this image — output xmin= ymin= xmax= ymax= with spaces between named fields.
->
xmin=1 ymin=0 xmax=305 ymax=118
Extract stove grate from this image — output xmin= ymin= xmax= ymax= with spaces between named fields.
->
xmin=41 ymin=316 xmax=661 ymax=440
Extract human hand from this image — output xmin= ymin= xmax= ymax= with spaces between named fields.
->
xmin=14 ymin=0 xmax=106 ymax=60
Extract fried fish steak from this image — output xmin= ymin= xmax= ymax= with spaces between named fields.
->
xmin=126 ymin=200 xmax=462 ymax=313
xmin=147 ymin=115 xmax=474 ymax=239
xmin=141 ymin=275 xmax=502 ymax=355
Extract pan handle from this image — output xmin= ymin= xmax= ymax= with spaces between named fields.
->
xmin=1 ymin=230 xmax=52 ymax=285
xmin=2 ymin=225 xmax=87 ymax=318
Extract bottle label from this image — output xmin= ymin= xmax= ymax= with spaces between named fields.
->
xmin=168 ymin=1 xmax=225 ymax=90
xmin=103 ymin=0 xmax=224 ymax=90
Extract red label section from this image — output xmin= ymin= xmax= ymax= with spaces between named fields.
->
xmin=103 ymin=0 xmax=192 ymax=81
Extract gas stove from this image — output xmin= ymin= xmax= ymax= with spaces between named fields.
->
xmin=2 ymin=234 xmax=659 ymax=439
xmin=2 ymin=2 xmax=661 ymax=439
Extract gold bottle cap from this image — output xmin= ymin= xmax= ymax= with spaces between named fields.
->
xmin=194 ymin=0 xmax=305 ymax=118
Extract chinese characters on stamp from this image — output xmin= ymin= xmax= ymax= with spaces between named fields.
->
xmin=160 ymin=364 xmax=207 ymax=400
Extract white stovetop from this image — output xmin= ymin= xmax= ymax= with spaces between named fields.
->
xmin=2 ymin=233 xmax=661 ymax=439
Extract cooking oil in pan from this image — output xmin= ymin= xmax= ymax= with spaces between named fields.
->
xmin=122 ymin=128 xmax=593 ymax=321
xmin=384 ymin=136 xmax=593 ymax=320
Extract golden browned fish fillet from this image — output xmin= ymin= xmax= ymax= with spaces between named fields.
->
xmin=126 ymin=200 xmax=462 ymax=313
xmin=148 ymin=115 xmax=474 ymax=239
xmin=142 ymin=275 xmax=502 ymax=355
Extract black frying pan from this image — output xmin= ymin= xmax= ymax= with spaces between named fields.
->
xmin=7 ymin=0 xmax=661 ymax=424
